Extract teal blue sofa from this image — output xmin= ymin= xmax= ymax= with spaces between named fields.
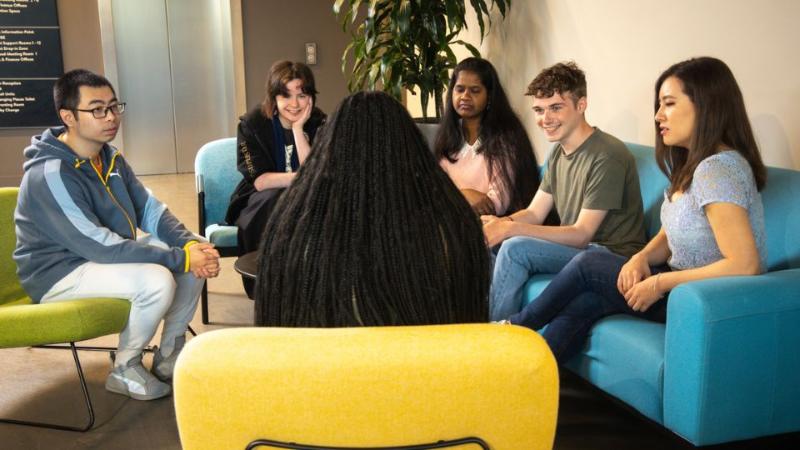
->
xmin=521 ymin=143 xmax=800 ymax=446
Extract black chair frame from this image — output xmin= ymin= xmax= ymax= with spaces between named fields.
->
xmin=33 ymin=325 xmax=197 ymax=354
xmin=197 ymin=186 xmax=238 ymax=324
xmin=0 ymin=342 xmax=96 ymax=432
xmin=246 ymin=437 xmax=490 ymax=450
xmin=1 ymin=325 xmax=197 ymax=432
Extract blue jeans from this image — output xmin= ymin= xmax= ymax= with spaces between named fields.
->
xmin=490 ymin=236 xmax=591 ymax=321
xmin=508 ymin=248 xmax=670 ymax=363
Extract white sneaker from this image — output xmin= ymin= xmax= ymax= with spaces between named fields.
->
xmin=492 ymin=319 xmax=512 ymax=325
xmin=105 ymin=354 xmax=171 ymax=400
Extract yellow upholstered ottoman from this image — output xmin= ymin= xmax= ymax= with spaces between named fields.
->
xmin=174 ymin=324 xmax=558 ymax=450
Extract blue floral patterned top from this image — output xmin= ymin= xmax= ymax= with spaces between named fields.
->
xmin=660 ymin=150 xmax=767 ymax=271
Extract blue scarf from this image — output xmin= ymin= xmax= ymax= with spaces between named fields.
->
xmin=272 ymin=117 xmax=300 ymax=172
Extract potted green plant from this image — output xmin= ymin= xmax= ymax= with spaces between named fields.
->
xmin=333 ymin=0 xmax=510 ymax=125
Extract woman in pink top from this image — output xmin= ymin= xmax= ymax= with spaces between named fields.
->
xmin=435 ymin=58 xmax=540 ymax=216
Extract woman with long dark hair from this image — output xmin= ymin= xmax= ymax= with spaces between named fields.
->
xmin=497 ymin=57 xmax=767 ymax=363
xmin=254 ymin=91 xmax=490 ymax=327
xmin=225 ymin=61 xmax=326 ymax=296
xmin=435 ymin=57 xmax=539 ymax=216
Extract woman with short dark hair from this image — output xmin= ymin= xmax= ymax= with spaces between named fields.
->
xmin=225 ymin=61 xmax=326 ymax=296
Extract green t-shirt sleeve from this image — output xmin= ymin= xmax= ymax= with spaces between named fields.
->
xmin=540 ymin=165 xmax=552 ymax=194
xmin=582 ymin=157 xmax=626 ymax=210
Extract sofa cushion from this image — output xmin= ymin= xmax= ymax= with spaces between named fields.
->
xmin=520 ymin=274 xmax=554 ymax=308
xmin=522 ymin=275 xmax=666 ymax=424
xmin=565 ymin=315 xmax=667 ymax=424
xmin=627 ymin=143 xmax=669 ymax=239
xmin=760 ymin=167 xmax=800 ymax=271
xmin=205 ymin=223 xmax=238 ymax=249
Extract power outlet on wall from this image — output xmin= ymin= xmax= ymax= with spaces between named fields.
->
xmin=305 ymin=42 xmax=317 ymax=65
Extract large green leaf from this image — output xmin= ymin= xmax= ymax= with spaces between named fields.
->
xmin=350 ymin=0 xmax=362 ymax=23
xmin=333 ymin=0 xmax=346 ymax=14
xmin=469 ymin=0 xmax=486 ymax=38
xmin=334 ymin=0 xmax=512 ymax=118
xmin=452 ymin=40 xmax=481 ymax=58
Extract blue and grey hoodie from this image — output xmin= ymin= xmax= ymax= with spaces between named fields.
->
xmin=14 ymin=127 xmax=198 ymax=302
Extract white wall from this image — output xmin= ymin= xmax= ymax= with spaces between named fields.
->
xmin=420 ymin=0 xmax=800 ymax=170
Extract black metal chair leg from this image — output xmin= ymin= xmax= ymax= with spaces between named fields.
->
xmin=34 ymin=343 xmax=155 ymax=353
xmin=0 ymin=342 xmax=95 ymax=432
xmin=201 ymin=281 xmax=209 ymax=324
xmin=187 ymin=325 xmax=197 ymax=336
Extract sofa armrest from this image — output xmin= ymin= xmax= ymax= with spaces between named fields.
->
xmin=662 ymin=268 xmax=800 ymax=445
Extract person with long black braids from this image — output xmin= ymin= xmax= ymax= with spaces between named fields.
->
xmin=435 ymin=57 xmax=539 ymax=216
xmin=254 ymin=91 xmax=490 ymax=327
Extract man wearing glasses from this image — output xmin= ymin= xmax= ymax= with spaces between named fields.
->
xmin=13 ymin=69 xmax=220 ymax=400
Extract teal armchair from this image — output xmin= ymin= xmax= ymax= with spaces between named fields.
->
xmin=194 ymin=138 xmax=242 ymax=324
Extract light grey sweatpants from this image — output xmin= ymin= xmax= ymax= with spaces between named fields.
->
xmin=40 ymin=236 xmax=204 ymax=367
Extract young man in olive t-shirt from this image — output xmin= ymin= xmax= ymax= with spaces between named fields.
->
xmin=483 ymin=61 xmax=646 ymax=321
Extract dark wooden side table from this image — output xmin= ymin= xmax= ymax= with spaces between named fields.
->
xmin=233 ymin=251 xmax=259 ymax=280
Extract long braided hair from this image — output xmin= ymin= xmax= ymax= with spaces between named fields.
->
xmin=254 ymin=91 xmax=490 ymax=327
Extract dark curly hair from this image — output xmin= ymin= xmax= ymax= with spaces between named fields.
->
xmin=525 ymin=61 xmax=586 ymax=104
xmin=254 ymin=91 xmax=490 ymax=327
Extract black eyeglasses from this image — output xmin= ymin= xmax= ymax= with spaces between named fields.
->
xmin=74 ymin=103 xmax=126 ymax=119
